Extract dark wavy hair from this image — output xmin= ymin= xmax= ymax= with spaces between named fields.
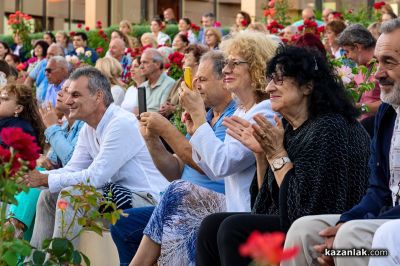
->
xmin=266 ymin=45 xmax=359 ymax=121
xmin=2 ymin=83 xmax=45 ymax=149
xmin=34 ymin=40 xmax=49 ymax=58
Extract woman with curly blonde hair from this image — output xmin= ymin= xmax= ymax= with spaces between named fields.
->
xmin=131 ymin=31 xmax=278 ymax=266
xmin=95 ymin=57 xmax=125 ymax=106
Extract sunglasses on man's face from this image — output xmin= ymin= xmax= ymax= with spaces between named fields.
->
xmin=45 ymin=68 xmax=53 ymax=73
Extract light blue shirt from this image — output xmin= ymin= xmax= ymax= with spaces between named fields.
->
xmin=292 ymin=19 xmax=324 ymax=27
xmin=29 ymin=59 xmax=48 ymax=103
xmin=44 ymin=80 xmax=65 ymax=106
xmin=182 ymin=100 xmax=237 ymax=194
xmin=45 ymin=120 xmax=85 ymax=167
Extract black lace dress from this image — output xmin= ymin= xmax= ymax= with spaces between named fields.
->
xmin=250 ymin=113 xmax=371 ymax=232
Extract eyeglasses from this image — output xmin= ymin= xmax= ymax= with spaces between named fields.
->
xmin=205 ymin=33 xmax=215 ymax=37
xmin=267 ymin=73 xmax=284 ymax=86
xmin=223 ymin=59 xmax=248 ymax=70
xmin=45 ymin=68 xmax=53 ymax=73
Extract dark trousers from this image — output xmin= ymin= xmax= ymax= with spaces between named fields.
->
xmin=109 ymin=206 xmax=155 ymax=266
xmin=196 ymin=212 xmax=282 ymax=266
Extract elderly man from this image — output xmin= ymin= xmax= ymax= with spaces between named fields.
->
xmin=68 ymin=32 xmax=98 ymax=64
xmin=139 ymin=48 xmax=175 ymax=112
xmin=25 ymin=67 xmax=169 ymax=249
xmin=292 ymin=6 xmax=324 ymax=27
xmin=24 ymin=43 xmax=64 ymax=103
xmin=282 ymin=18 xmax=400 ymax=266
xmin=110 ymin=50 xmax=236 ymax=265
xmin=163 ymin=8 xmax=177 ymax=24
xmin=338 ymin=24 xmax=382 ymax=133
xmin=108 ymin=38 xmax=132 ymax=84
xmin=44 ymin=56 xmax=69 ymax=106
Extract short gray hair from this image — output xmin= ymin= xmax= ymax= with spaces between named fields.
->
xmin=199 ymin=50 xmax=225 ymax=79
xmin=69 ymin=67 xmax=114 ymax=107
xmin=49 ymin=56 xmax=68 ymax=70
xmin=143 ymin=48 xmax=164 ymax=69
xmin=337 ymin=24 xmax=376 ymax=49
xmin=48 ymin=43 xmax=65 ymax=56
xmin=381 ymin=17 xmax=400 ymax=34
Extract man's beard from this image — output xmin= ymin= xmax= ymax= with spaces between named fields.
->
xmin=380 ymin=80 xmax=400 ymax=107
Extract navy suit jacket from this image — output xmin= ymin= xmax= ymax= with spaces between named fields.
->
xmin=339 ymin=103 xmax=400 ymax=222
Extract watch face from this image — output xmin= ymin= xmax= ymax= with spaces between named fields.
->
xmin=272 ymin=158 xmax=283 ymax=169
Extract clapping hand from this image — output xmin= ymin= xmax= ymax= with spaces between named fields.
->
xmin=39 ymin=102 xmax=61 ymax=128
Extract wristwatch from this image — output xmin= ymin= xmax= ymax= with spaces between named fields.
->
xmin=271 ymin=157 xmax=291 ymax=172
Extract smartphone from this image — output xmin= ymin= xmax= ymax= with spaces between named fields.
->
xmin=137 ymin=86 xmax=147 ymax=115
xmin=183 ymin=67 xmax=193 ymax=90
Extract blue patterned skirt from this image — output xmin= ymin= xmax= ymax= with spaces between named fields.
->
xmin=143 ymin=180 xmax=226 ymax=265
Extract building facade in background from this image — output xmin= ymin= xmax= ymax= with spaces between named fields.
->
xmin=0 ymin=0 xmax=398 ymax=34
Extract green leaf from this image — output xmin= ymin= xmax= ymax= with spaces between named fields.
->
xmin=42 ymin=239 xmax=51 ymax=249
xmin=72 ymin=250 xmax=82 ymax=265
xmin=2 ymin=250 xmax=18 ymax=266
xmin=80 ymin=252 xmax=90 ymax=266
xmin=51 ymin=238 xmax=69 ymax=257
xmin=32 ymin=250 xmax=46 ymax=265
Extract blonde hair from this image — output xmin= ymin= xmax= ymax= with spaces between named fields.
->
xmin=220 ymin=31 xmax=278 ymax=101
xmin=205 ymin=27 xmax=222 ymax=44
xmin=95 ymin=57 xmax=123 ymax=86
xmin=140 ymin=32 xmax=157 ymax=48
xmin=119 ymin=20 xmax=132 ymax=32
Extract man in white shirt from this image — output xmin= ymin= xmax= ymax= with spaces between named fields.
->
xmin=25 ymin=67 xmax=169 ymax=249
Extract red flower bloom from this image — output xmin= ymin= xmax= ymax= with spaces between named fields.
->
xmin=96 ymin=20 xmax=102 ymax=25
xmin=373 ymin=1 xmax=386 ymax=10
xmin=241 ymin=19 xmax=248 ymax=27
xmin=213 ymin=21 xmax=221 ymax=27
xmin=239 ymin=231 xmax=299 ymax=265
xmin=191 ymin=23 xmax=201 ymax=33
xmin=98 ymin=29 xmax=104 ymax=36
xmin=96 ymin=47 xmax=104 ymax=54
xmin=268 ymin=0 xmax=275 ymax=8
xmin=348 ymin=9 xmax=354 ymax=14
xmin=57 ymin=199 xmax=68 ymax=211
xmin=168 ymin=52 xmax=184 ymax=67
xmin=85 ymin=26 xmax=90 ymax=31
xmin=69 ymin=31 xmax=76 ymax=37
xmin=317 ymin=26 xmax=325 ymax=34
xmin=280 ymin=37 xmax=289 ymax=43
xmin=298 ymin=25 xmax=304 ymax=32
xmin=164 ymin=63 xmax=171 ymax=69
xmin=0 ymin=128 xmax=40 ymax=162
xmin=77 ymin=23 xmax=82 ymax=29
xmin=0 ymin=146 xmax=11 ymax=162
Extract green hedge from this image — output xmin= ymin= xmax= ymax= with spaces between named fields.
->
xmin=0 ymin=24 xmax=230 ymax=46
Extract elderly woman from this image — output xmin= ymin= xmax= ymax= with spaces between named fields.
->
xmin=196 ymin=45 xmax=371 ymax=266
xmin=95 ymin=57 xmax=125 ymax=105
xmin=130 ymin=31 xmax=278 ymax=266
xmin=204 ymin=27 xmax=222 ymax=50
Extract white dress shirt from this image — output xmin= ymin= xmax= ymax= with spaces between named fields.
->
xmin=47 ymin=104 xmax=170 ymax=199
xmin=190 ymin=100 xmax=276 ymax=212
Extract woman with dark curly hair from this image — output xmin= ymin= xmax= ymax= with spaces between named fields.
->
xmin=196 ymin=46 xmax=371 ymax=266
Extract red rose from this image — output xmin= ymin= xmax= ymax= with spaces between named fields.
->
xmin=96 ymin=47 xmax=104 ymax=54
xmin=0 ymin=146 xmax=11 ymax=162
xmin=239 ymin=231 xmax=299 ymax=265
xmin=96 ymin=20 xmax=102 ymax=25
xmin=280 ymin=37 xmax=289 ymax=43
xmin=85 ymin=26 xmax=90 ymax=31
xmin=373 ymin=1 xmax=386 ymax=10
xmin=98 ymin=29 xmax=104 ymax=36
xmin=298 ymin=25 xmax=304 ymax=32
xmin=69 ymin=31 xmax=76 ymax=37
xmin=213 ymin=21 xmax=221 ymax=27
xmin=77 ymin=23 xmax=82 ymax=29
xmin=270 ymin=28 xmax=278 ymax=34
xmin=317 ymin=26 xmax=325 ymax=34
xmin=0 ymin=128 xmax=40 ymax=161
xmin=268 ymin=0 xmax=275 ymax=8
xmin=164 ymin=63 xmax=171 ymax=69
xmin=241 ymin=19 xmax=248 ymax=27
xmin=264 ymin=9 xmax=271 ymax=17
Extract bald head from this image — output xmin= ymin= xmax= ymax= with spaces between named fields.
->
xmin=302 ymin=7 xmax=315 ymax=21
xmin=47 ymin=43 xmax=64 ymax=59
xmin=109 ymin=38 xmax=126 ymax=61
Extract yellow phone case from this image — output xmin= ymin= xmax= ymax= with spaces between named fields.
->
xmin=184 ymin=67 xmax=193 ymax=90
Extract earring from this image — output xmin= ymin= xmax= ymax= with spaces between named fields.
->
xmin=14 ymin=112 xmax=18 ymax=118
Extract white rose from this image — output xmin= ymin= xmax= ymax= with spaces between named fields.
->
xmin=76 ymin=47 xmax=85 ymax=55
xmin=85 ymin=50 xmax=92 ymax=57
xmin=71 ymin=55 xmax=80 ymax=64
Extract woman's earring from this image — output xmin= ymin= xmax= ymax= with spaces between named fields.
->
xmin=14 ymin=112 xmax=18 ymax=118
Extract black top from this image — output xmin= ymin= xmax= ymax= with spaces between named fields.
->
xmin=251 ymin=113 xmax=371 ymax=232
xmin=0 ymin=117 xmax=37 ymax=146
